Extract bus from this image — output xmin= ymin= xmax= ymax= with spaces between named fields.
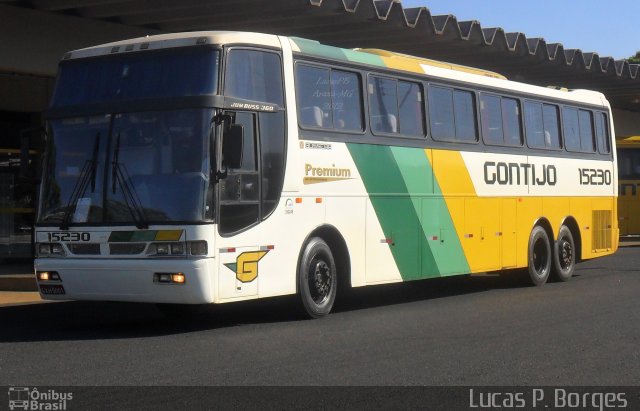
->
xmin=32 ymin=32 xmax=618 ymax=318
xmin=617 ymin=136 xmax=640 ymax=236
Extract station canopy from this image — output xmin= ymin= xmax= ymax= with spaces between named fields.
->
xmin=6 ymin=0 xmax=640 ymax=112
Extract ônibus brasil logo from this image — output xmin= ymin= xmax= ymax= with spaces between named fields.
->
xmin=8 ymin=387 xmax=73 ymax=411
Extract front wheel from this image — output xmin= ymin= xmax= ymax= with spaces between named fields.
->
xmin=552 ymin=226 xmax=576 ymax=282
xmin=297 ymin=237 xmax=337 ymax=319
xmin=526 ymin=226 xmax=551 ymax=286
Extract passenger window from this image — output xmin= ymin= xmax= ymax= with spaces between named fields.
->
xmin=453 ymin=89 xmax=477 ymax=142
xmin=295 ymin=64 xmax=362 ymax=132
xmin=225 ymin=49 xmax=283 ymax=106
xmin=595 ymin=112 xmax=611 ymax=154
xmin=369 ymin=76 xmax=424 ymax=137
xmin=331 ymin=70 xmax=362 ymax=131
xmin=542 ymin=104 xmax=561 ymax=149
xmin=502 ymin=98 xmax=522 ymax=146
xmin=563 ymin=107 xmax=581 ymax=151
xmin=369 ymin=76 xmax=398 ymax=134
xmin=525 ymin=101 xmax=545 ymax=148
xmin=578 ymin=109 xmax=595 ymax=152
xmin=296 ymin=65 xmax=331 ymax=128
xmin=480 ymin=94 xmax=504 ymax=145
xmin=526 ymin=101 xmax=560 ymax=149
xmin=428 ymin=85 xmax=455 ymax=141
xmin=398 ymin=81 xmax=424 ymax=136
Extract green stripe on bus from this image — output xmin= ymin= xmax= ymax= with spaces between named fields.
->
xmin=347 ymin=144 xmax=470 ymax=280
xmin=290 ymin=37 xmax=385 ymax=67
xmin=347 ymin=144 xmax=431 ymax=280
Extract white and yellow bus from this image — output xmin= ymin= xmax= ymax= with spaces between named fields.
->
xmin=616 ymin=136 xmax=640 ymax=236
xmin=33 ymin=32 xmax=618 ymax=317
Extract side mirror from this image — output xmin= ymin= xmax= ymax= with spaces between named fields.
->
xmin=222 ymin=123 xmax=244 ymax=170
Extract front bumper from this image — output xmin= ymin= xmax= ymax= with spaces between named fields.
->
xmin=34 ymin=258 xmax=214 ymax=304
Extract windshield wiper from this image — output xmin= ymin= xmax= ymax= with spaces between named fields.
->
xmin=111 ymin=132 xmax=148 ymax=229
xmin=60 ymin=132 xmax=101 ymax=230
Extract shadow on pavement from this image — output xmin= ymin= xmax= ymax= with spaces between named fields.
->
xmin=0 ymin=271 xmax=532 ymax=343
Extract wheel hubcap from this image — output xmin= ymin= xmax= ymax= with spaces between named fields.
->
xmin=308 ymin=257 xmax=332 ymax=304
xmin=559 ymin=239 xmax=573 ymax=270
xmin=532 ymin=238 xmax=548 ymax=277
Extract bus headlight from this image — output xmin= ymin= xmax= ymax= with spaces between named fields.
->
xmin=38 ymin=243 xmax=51 ymax=256
xmin=50 ymin=243 xmax=65 ymax=255
xmin=189 ymin=241 xmax=207 ymax=256
xmin=37 ymin=243 xmax=66 ymax=256
xmin=147 ymin=242 xmax=186 ymax=256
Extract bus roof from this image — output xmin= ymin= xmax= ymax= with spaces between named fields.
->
xmin=62 ymin=31 xmax=609 ymax=109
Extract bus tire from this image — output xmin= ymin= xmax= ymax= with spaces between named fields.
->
xmin=297 ymin=237 xmax=337 ymax=319
xmin=551 ymin=225 xmax=575 ymax=282
xmin=527 ymin=226 xmax=551 ymax=286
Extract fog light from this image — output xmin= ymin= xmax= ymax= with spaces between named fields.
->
xmin=154 ymin=272 xmax=186 ymax=284
xmin=37 ymin=271 xmax=60 ymax=282
xmin=189 ymin=241 xmax=207 ymax=256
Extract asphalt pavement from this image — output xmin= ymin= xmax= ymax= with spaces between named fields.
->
xmin=0 ymin=248 xmax=638 ymax=387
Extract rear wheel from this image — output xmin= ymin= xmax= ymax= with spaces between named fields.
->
xmin=297 ymin=237 xmax=337 ymax=318
xmin=552 ymin=225 xmax=576 ymax=282
xmin=527 ymin=226 xmax=551 ymax=286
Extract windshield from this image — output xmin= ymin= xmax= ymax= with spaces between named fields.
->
xmin=39 ymin=109 xmax=214 ymax=225
xmin=51 ymin=47 xmax=219 ymax=107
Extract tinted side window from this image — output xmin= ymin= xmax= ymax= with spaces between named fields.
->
xmin=220 ymin=112 xmax=260 ymax=234
xmin=542 ymin=104 xmax=561 ymax=149
xmin=578 ymin=109 xmax=595 ymax=152
xmin=525 ymin=101 xmax=544 ymax=148
xmin=295 ymin=64 xmax=362 ymax=131
xmin=369 ymin=77 xmax=424 ymax=137
xmin=296 ymin=65 xmax=331 ymax=128
xmin=480 ymin=94 xmax=503 ymax=145
xmin=428 ymin=86 xmax=455 ymax=141
xmin=369 ymin=76 xmax=398 ymax=134
xmin=225 ymin=49 xmax=283 ymax=105
xmin=453 ymin=90 xmax=477 ymax=142
xmin=398 ymin=81 xmax=424 ymax=136
xmin=618 ymin=149 xmax=640 ymax=179
xmin=563 ymin=107 xmax=581 ymax=151
xmin=429 ymin=85 xmax=477 ymax=143
xmin=502 ymin=98 xmax=522 ymax=146
xmin=259 ymin=112 xmax=286 ymax=219
xmin=595 ymin=112 xmax=611 ymax=154
xmin=331 ymin=70 xmax=362 ymax=131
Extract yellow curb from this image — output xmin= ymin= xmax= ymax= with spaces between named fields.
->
xmin=0 ymin=291 xmax=46 ymax=307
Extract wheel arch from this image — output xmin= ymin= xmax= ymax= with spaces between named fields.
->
xmin=532 ymin=217 xmax=554 ymax=244
xmin=297 ymin=224 xmax=352 ymax=292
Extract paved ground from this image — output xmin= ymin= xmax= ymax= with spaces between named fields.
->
xmin=0 ymin=248 xmax=638 ymax=387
